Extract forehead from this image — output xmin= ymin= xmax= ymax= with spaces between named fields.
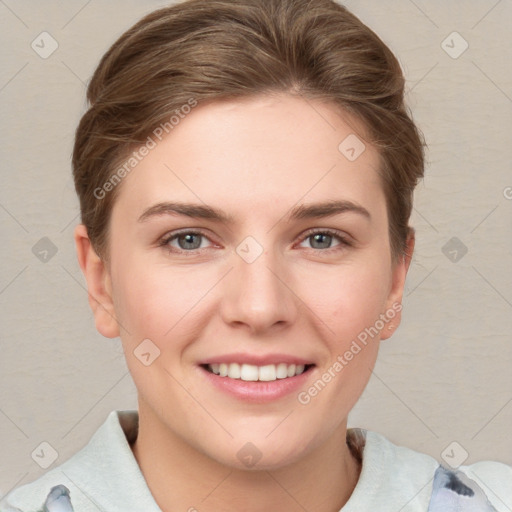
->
xmin=112 ymin=94 xmax=385 ymax=223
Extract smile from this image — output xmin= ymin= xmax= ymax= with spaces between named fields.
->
xmin=204 ymin=362 xmax=314 ymax=381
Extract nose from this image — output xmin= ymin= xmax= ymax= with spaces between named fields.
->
xmin=219 ymin=239 xmax=298 ymax=335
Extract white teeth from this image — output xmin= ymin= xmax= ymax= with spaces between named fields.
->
xmin=227 ymin=362 xmax=241 ymax=379
xmin=276 ymin=363 xmax=288 ymax=379
xmin=286 ymin=364 xmax=296 ymax=377
xmin=258 ymin=364 xmax=276 ymax=381
xmin=206 ymin=362 xmax=310 ymax=381
xmin=240 ymin=364 xmax=259 ymax=381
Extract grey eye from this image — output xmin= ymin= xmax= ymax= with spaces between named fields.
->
xmin=309 ymin=233 xmax=333 ymax=249
xmin=176 ymin=233 xmax=203 ymax=250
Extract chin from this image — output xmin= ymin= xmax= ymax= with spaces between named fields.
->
xmin=206 ymin=430 xmax=315 ymax=472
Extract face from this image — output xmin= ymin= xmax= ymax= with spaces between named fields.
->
xmin=79 ymin=93 xmax=410 ymax=470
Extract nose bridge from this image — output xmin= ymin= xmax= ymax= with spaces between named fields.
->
xmin=220 ymin=234 xmax=296 ymax=332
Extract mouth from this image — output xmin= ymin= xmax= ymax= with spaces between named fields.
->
xmin=198 ymin=361 xmax=316 ymax=403
xmin=201 ymin=362 xmax=315 ymax=382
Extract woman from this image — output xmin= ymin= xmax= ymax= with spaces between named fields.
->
xmin=2 ymin=0 xmax=510 ymax=510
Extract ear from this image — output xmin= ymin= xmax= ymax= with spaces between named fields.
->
xmin=74 ymin=224 xmax=120 ymax=338
xmin=380 ymin=228 xmax=415 ymax=340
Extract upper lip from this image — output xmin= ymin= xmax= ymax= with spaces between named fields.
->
xmin=199 ymin=353 xmax=315 ymax=366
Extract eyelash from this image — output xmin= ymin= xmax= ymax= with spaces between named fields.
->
xmin=158 ymin=228 xmax=352 ymax=255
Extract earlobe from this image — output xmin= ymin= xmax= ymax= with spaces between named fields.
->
xmin=74 ymin=224 xmax=120 ymax=339
xmin=381 ymin=229 xmax=415 ymax=340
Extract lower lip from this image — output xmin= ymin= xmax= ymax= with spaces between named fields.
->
xmin=199 ymin=365 xmax=315 ymax=403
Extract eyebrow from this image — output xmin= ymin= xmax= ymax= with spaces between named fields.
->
xmin=137 ymin=199 xmax=371 ymax=224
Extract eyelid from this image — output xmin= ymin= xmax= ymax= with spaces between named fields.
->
xmin=158 ymin=228 xmax=216 ymax=251
xmin=295 ymin=227 xmax=352 ymax=251
xmin=158 ymin=227 xmax=352 ymax=254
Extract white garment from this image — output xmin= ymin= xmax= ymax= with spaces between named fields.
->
xmin=1 ymin=410 xmax=510 ymax=511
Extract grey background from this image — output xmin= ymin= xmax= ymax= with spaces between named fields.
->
xmin=1 ymin=0 xmax=511 ymax=497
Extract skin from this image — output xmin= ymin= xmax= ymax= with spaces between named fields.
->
xmin=75 ymin=93 xmax=414 ymax=512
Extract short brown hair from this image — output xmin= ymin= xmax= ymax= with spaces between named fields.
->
xmin=72 ymin=0 xmax=425 ymax=262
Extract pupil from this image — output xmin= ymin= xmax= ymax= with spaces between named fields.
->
xmin=177 ymin=233 xmax=332 ymax=251
xmin=179 ymin=233 xmax=201 ymax=250
xmin=312 ymin=233 xmax=331 ymax=249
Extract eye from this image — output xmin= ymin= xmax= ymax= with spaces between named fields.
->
xmin=158 ymin=228 xmax=351 ymax=255
xmin=297 ymin=229 xmax=351 ymax=252
xmin=159 ymin=230 xmax=214 ymax=253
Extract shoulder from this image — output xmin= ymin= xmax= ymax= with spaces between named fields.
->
xmin=427 ymin=462 xmax=512 ymax=511
xmin=345 ymin=428 xmax=439 ymax=510
xmin=1 ymin=478 xmax=74 ymax=512
xmin=0 ymin=458 xmax=83 ymax=512
xmin=345 ymin=429 xmax=512 ymax=511
xmin=0 ymin=410 xmax=159 ymax=512
xmin=460 ymin=458 xmax=512 ymax=492
xmin=451 ymin=459 xmax=512 ymax=511
xmin=357 ymin=429 xmax=440 ymax=497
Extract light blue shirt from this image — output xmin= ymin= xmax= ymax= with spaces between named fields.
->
xmin=1 ymin=410 xmax=510 ymax=511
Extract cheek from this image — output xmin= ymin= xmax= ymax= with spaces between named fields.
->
xmin=301 ymin=266 xmax=388 ymax=417
xmin=111 ymin=258 xmax=216 ymax=347
xmin=309 ymin=260 xmax=392 ymax=338
xmin=110 ymin=261 xmax=204 ymax=394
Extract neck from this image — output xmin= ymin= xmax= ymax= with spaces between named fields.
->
xmin=131 ymin=402 xmax=361 ymax=512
